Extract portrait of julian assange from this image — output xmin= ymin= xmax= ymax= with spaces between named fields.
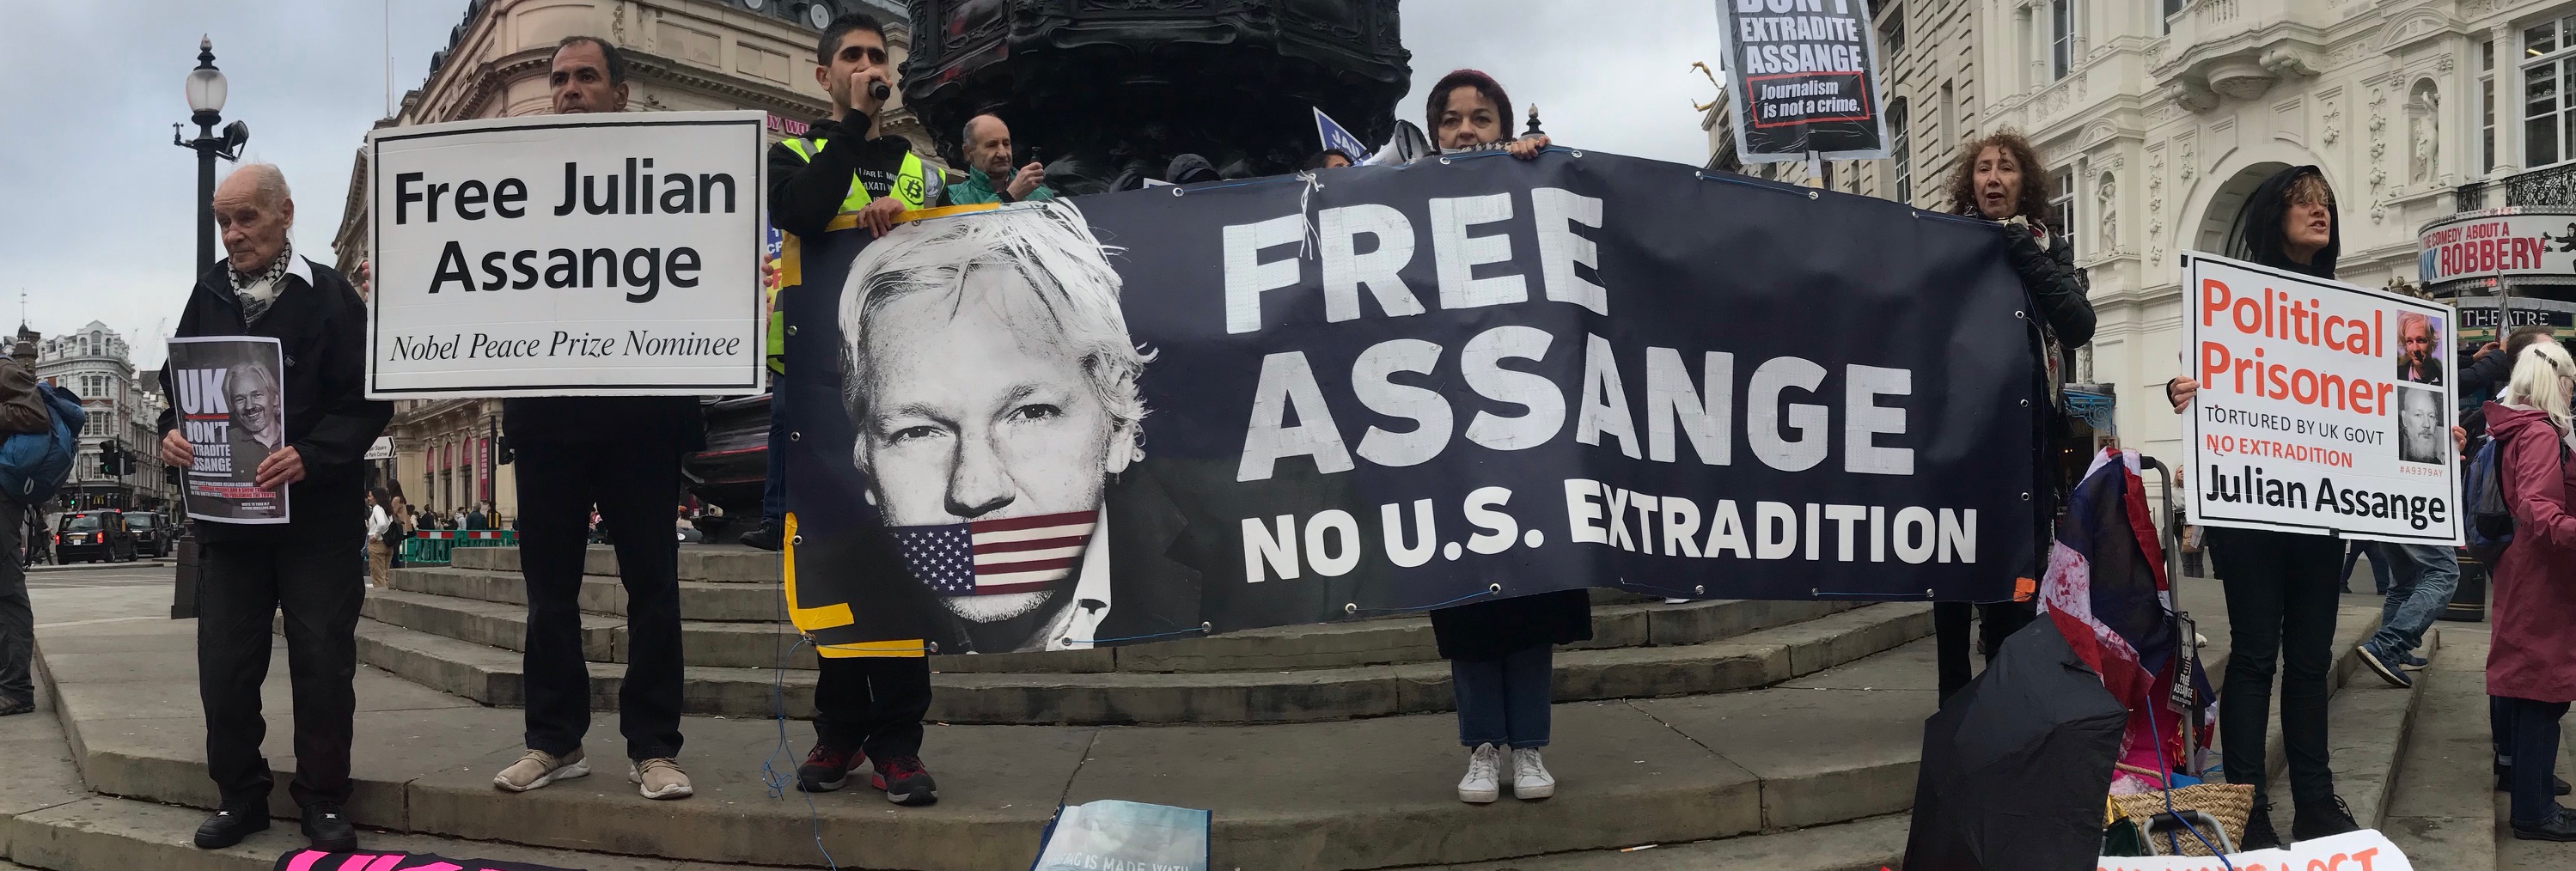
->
xmin=229 ymin=360 xmax=284 ymax=477
xmin=815 ymin=201 xmax=1205 ymax=655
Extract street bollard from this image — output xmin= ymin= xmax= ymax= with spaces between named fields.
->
xmin=171 ymin=524 xmax=197 ymax=620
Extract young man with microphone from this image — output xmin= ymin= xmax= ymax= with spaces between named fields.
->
xmin=763 ymin=10 xmax=943 ymax=807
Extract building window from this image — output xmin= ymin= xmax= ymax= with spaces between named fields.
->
xmin=2163 ymin=0 xmax=2184 ymax=34
xmin=2051 ymin=0 xmax=2077 ymax=81
xmin=2049 ymin=166 xmax=2078 ymax=260
xmin=1889 ymin=100 xmax=1912 ymax=204
xmin=1880 ymin=6 xmax=1904 ymax=57
xmin=2523 ymin=16 xmax=2576 ymax=168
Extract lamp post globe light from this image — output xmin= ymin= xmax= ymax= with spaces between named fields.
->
xmin=173 ymin=36 xmax=247 ymax=272
xmin=168 ymin=34 xmax=247 ymax=619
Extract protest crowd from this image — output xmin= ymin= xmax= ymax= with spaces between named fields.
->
xmin=2 ymin=6 xmax=2571 ymax=870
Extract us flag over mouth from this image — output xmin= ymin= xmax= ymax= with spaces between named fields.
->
xmin=889 ymin=510 xmax=1097 ymax=596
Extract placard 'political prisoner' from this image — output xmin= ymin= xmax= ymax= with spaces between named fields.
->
xmin=365 ymin=111 xmax=767 ymax=398
xmin=2182 ymin=253 xmax=2462 ymax=545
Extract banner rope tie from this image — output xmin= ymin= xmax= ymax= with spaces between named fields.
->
xmin=764 ymin=585 xmax=840 ymax=869
xmin=1346 ymin=587 xmax=1499 ymax=614
xmin=1070 ymin=624 xmax=1214 ymax=646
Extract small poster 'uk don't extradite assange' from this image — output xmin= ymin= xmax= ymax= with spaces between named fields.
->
xmin=168 ymin=336 xmax=290 ymax=525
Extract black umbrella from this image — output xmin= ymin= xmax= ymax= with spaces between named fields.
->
xmin=1903 ymin=617 xmax=2129 ymax=871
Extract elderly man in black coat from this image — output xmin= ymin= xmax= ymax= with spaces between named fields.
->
xmin=156 ymin=162 xmax=391 ymax=853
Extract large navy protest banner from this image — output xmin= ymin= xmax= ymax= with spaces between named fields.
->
xmin=1712 ymin=0 xmax=1890 ymax=161
xmin=781 ymin=151 xmax=2034 ymax=655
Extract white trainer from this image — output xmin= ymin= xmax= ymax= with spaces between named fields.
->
xmin=1512 ymin=747 xmax=1556 ymax=800
xmin=1457 ymin=743 xmax=1501 ymax=804
xmin=492 ymin=748 xmax=589 ymax=793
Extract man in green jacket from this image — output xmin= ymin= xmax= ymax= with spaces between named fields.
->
xmin=939 ymin=113 xmax=1053 ymax=206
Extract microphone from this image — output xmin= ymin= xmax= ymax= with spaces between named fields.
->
xmin=869 ymin=81 xmax=890 ymax=102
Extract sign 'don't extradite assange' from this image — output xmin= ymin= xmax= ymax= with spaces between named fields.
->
xmin=365 ymin=111 xmax=766 ymax=399
xmin=168 ymin=337 xmax=290 ymax=525
xmin=2182 ymin=253 xmax=2461 ymax=545
xmin=1712 ymin=0 xmax=1889 ymax=161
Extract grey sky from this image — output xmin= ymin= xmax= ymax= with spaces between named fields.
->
xmin=2 ymin=0 xmax=1726 ymax=371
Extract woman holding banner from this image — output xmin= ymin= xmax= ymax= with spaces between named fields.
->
xmin=2165 ymin=165 xmax=2359 ymax=848
xmin=1931 ymin=131 xmax=2096 ymax=702
xmin=1415 ymin=69 xmax=1587 ymax=806
xmin=2481 ymin=340 xmax=2576 ymax=840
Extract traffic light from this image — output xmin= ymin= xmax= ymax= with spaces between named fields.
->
xmin=97 ymin=439 xmax=119 ymax=476
xmin=119 ymin=448 xmax=138 ymax=477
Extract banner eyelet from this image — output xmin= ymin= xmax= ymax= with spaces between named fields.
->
xmin=788 ymin=431 xmax=802 ymax=442
xmin=2018 ymin=399 xmax=2030 ymax=407
xmin=785 ymin=326 xmax=797 ymax=336
xmin=925 ymin=641 xmax=939 ymax=654
xmin=1808 ymin=190 xmax=1820 ymax=200
xmin=1199 ymin=621 xmax=1213 ymax=632
xmin=2020 ymin=492 xmax=2031 ymax=501
xmin=2014 ymin=310 xmax=2027 ymax=319
xmin=1570 ymin=150 xmax=1584 ymax=158
xmin=1343 ymin=602 xmax=1359 ymax=614
xmin=1694 ymin=585 xmax=1706 ymax=595
xmin=1487 ymin=583 xmax=1503 ymax=594
xmin=790 ymin=534 xmax=803 ymax=545
xmin=1439 ymin=157 xmax=1454 ymax=165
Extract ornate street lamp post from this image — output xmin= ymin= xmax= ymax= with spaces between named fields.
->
xmin=168 ymin=36 xmax=247 ymax=620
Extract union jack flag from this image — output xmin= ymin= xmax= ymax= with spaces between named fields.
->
xmin=890 ymin=510 xmax=1096 ymax=596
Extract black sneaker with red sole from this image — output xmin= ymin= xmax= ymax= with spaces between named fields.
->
xmin=797 ymin=745 xmax=864 ymax=793
xmin=871 ymin=755 xmax=938 ymax=806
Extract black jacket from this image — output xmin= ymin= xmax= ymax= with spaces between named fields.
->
xmin=158 ymin=256 xmax=392 ymax=544
xmin=767 ymin=112 xmax=920 ymax=240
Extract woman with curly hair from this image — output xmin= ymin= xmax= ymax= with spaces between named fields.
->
xmin=1929 ymin=130 xmax=2096 ymax=704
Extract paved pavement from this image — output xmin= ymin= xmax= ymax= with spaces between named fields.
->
xmin=24 ymin=561 xmax=177 ymax=629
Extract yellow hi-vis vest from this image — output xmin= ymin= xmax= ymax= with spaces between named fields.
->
xmin=768 ymin=140 xmax=926 ymax=374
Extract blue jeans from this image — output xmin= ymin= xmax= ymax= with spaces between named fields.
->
xmin=760 ymin=373 xmax=789 ymax=523
xmin=2341 ymin=541 xmax=2390 ymax=594
xmin=2364 ymin=542 xmax=2460 ymax=661
xmin=1453 ymin=644 xmax=1553 ymax=748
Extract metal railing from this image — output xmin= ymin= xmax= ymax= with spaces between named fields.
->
xmin=2451 ymin=163 xmax=2576 ymax=210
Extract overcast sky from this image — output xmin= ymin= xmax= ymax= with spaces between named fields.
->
xmin=0 ymin=0 xmax=1725 ymax=371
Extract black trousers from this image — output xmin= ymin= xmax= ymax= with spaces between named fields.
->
xmin=2203 ymin=526 xmax=2343 ymax=809
xmin=814 ymin=655 xmax=932 ymax=761
xmin=196 ymin=536 xmax=364 ymax=808
xmin=2494 ymin=695 xmax=2573 ymax=825
xmin=0 ymin=500 xmax=27 ymax=703
xmin=515 ymin=441 xmax=685 ymax=762
xmin=1933 ymin=600 xmax=2037 ymax=701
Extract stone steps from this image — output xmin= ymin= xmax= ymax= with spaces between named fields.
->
xmin=451 ymin=544 xmax=780 ymax=584
xmin=375 ymin=564 xmax=1860 ymax=673
xmin=38 ymin=614 xmax=1960 ymax=871
xmin=349 ymin=603 xmax=1935 ymax=724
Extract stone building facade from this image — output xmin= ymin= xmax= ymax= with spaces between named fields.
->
xmin=329 ymin=0 xmax=921 ymax=519
xmin=32 ymin=322 xmax=172 ymax=511
xmin=1990 ymin=0 xmax=2538 ymax=472
xmin=1714 ymin=0 xmax=2562 ymax=481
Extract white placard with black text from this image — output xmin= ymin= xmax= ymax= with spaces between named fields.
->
xmin=366 ymin=111 xmax=766 ymax=398
xmin=2181 ymin=252 xmax=2461 ymax=545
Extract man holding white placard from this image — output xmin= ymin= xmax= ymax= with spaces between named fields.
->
xmin=488 ymin=35 xmax=702 ymax=803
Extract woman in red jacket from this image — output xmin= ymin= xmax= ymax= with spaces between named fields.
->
xmin=2485 ymin=338 xmax=2576 ymax=841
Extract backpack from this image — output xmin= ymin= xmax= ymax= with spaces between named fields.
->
xmin=2467 ymin=429 xmax=2572 ymax=565
xmin=0 ymin=383 xmax=85 ymax=505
